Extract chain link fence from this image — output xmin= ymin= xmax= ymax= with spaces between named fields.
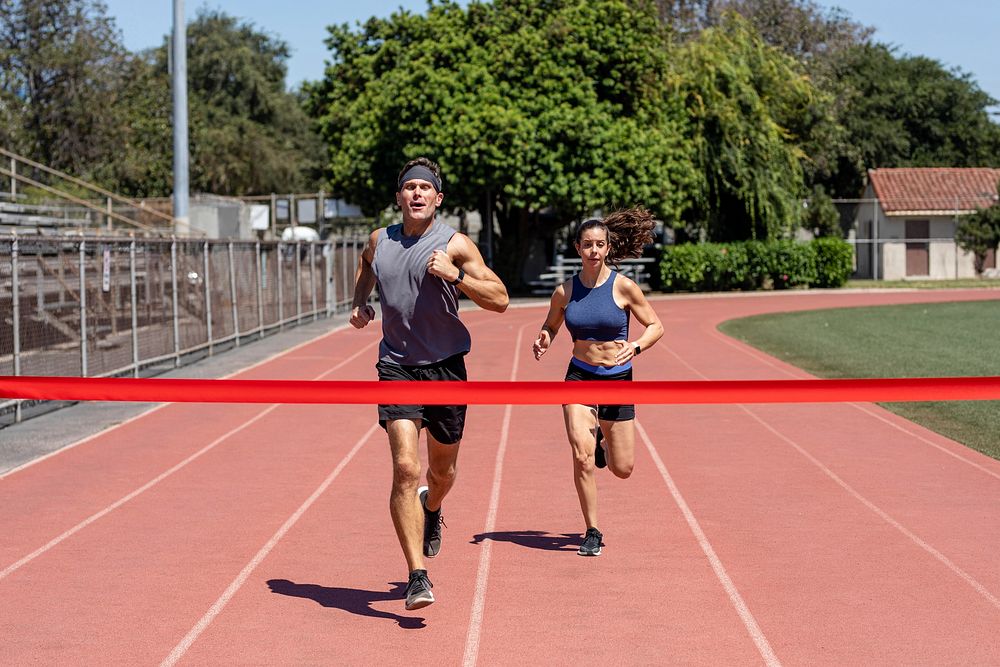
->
xmin=1 ymin=233 xmax=368 ymax=424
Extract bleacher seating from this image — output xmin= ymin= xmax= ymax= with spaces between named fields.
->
xmin=0 ymin=201 xmax=92 ymax=235
xmin=528 ymin=257 xmax=656 ymax=295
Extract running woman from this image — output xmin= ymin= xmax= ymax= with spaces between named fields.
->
xmin=351 ymin=157 xmax=509 ymax=609
xmin=532 ymin=208 xmax=663 ymax=556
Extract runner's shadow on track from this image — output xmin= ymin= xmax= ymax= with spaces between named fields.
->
xmin=266 ymin=579 xmax=425 ymax=629
xmin=470 ymin=531 xmax=579 ymax=551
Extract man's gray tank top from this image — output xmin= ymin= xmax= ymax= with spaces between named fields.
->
xmin=372 ymin=220 xmax=471 ymax=366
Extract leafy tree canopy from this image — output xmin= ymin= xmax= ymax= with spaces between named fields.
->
xmin=152 ymin=10 xmax=325 ymax=195
xmin=306 ymin=0 xmax=696 ymax=281
xmin=0 ymin=0 xmax=130 ymax=179
xmin=824 ymin=44 xmax=1000 ymax=198
xmin=673 ymin=13 xmax=832 ymax=240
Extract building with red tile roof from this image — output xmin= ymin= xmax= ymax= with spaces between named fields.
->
xmin=869 ymin=168 xmax=1000 ymax=215
xmin=854 ymin=168 xmax=999 ymax=280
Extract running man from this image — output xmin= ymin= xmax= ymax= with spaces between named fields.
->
xmin=350 ymin=157 xmax=509 ymax=610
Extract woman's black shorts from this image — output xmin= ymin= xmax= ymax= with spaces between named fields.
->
xmin=564 ymin=361 xmax=635 ymax=422
xmin=376 ymin=354 xmax=467 ymax=444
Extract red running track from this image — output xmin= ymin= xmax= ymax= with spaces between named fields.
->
xmin=1 ymin=289 xmax=999 ymax=665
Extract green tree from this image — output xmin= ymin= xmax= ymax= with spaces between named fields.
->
xmin=956 ymin=186 xmax=1000 ymax=276
xmin=0 ymin=0 xmax=131 ymax=179
xmin=307 ymin=0 xmax=696 ymax=284
xmin=150 ymin=10 xmax=324 ymax=195
xmin=827 ymin=44 xmax=1000 ymax=197
xmin=674 ymin=13 xmax=830 ymax=241
xmin=803 ymin=184 xmax=840 ymax=237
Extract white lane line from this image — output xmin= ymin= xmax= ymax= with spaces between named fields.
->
xmin=741 ymin=405 xmax=1000 ymax=613
xmin=160 ymin=423 xmax=378 ymax=667
xmin=0 ymin=403 xmax=166 ymax=480
xmin=636 ymin=420 xmax=782 ymax=667
xmin=650 ymin=332 xmax=783 ymax=662
xmin=709 ymin=318 xmax=1000 ymax=481
xmin=0 ymin=321 xmax=363 ymax=481
xmin=462 ymin=325 xmax=526 ymax=667
xmin=0 ymin=405 xmax=278 ymax=582
xmin=847 ymin=402 xmax=1000 ymax=483
xmin=660 ymin=313 xmax=1000 ymax=618
xmin=0 ymin=340 xmax=377 ymax=581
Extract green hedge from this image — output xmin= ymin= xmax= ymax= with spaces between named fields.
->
xmin=660 ymin=238 xmax=853 ymax=292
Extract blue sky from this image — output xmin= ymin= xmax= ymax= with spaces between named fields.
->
xmin=103 ymin=0 xmax=1000 ymax=110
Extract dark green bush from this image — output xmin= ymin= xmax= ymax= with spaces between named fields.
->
xmin=769 ymin=239 xmax=817 ymax=289
xmin=660 ymin=238 xmax=852 ymax=292
xmin=811 ymin=237 xmax=854 ymax=287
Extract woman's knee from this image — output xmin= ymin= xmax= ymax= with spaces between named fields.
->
xmin=572 ymin=448 xmax=595 ymax=473
xmin=610 ymin=461 xmax=633 ymax=479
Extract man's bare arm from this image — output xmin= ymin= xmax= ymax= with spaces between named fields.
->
xmin=428 ymin=233 xmax=509 ymax=312
xmin=350 ymin=230 xmax=380 ymax=328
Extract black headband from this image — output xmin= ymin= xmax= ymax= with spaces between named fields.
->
xmin=397 ymin=165 xmax=442 ymax=193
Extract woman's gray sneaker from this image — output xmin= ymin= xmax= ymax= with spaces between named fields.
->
xmin=578 ymin=527 xmax=603 ymax=556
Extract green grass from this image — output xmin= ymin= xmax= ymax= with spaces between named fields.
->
xmin=846 ymin=278 xmax=1000 ymax=290
xmin=719 ymin=301 xmax=1000 ymax=460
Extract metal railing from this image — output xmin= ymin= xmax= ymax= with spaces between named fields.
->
xmin=1 ymin=146 xmax=197 ymax=236
xmin=0 ymin=233 xmax=366 ymax=423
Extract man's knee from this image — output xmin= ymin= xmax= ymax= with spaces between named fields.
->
xmin=427 ymin=459 xmax=457 ymax=486
xmin=392 ymin=458 xmax=422 ymax=488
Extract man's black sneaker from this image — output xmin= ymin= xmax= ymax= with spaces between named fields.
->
xmin=594 ymin=426 xmax=607 ymax=469
xmin=404 ymin=569 xmax=435 ymax=610
xmin=578 ymin=527 xmax=603 ymax=556
xmin=418 ymin=486 xmax=445 ymax=558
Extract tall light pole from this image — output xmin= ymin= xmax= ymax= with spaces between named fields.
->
xmin=172 ymin=0 xmax=190 ymax=232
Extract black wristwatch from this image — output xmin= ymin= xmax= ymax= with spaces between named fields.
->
xmin=632 ymin=342 xmax=642 ymax=356
xmin=449 ymin=268 xmax=465 ymax=286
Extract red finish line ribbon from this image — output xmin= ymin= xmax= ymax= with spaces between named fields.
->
xmin=2 ymin=376 xmax=1000 ymax=405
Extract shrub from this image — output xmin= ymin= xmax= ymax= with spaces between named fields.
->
xmin=769 ymin=239 xmax=817 ymax=289
xmin=811 ymin=237 xmax=854 ymax=287
xmin=660 ymin=238 xmax=850 ymax=292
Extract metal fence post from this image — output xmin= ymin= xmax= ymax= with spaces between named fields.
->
xmin=295 ymin=241 xmax=302 ymax=323
xmin=10 ymin=157 xmax=16 ymax=200
xmin=277 ymin=242 xmax=284 ymax=329
xmin=228 ymin=241 xmax=240 ymax=346
xmin=204 ymin=240 xmax=213 ymax=354
xmin=106 ymin=197 xmax=113 ymax=232
xmin=310 ymin=242 xmax=317 ymax=321
xmin=171 ymin=239 xmax=180 ymax=366
xmin=341 ymin=239 xmax=348 ymax=306
xmin=256 ymin=241 xmax=264 ymax=338
xmin=130 ymin=239 xmax=139 ymax=377
xmin=79 ymin=240 xmax=88 ymax=376
xmin=325 ymin=240 xmax=333 ymax=317
xmin=871 ymin=198 xmax=879 ymax=281
xmin=12 ymin=236 xmax=21 ymax=422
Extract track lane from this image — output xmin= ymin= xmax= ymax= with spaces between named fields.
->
xmin=3 ymin=289 xmax=999 ymax=665
xmin=162 ymin=310 xmax=530 ymax=664
xmin=637 ymin=290 xmax=1000 ymax=664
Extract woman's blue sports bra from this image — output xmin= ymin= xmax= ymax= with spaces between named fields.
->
xmin=564 ymin=271 xmax=629 ymax=343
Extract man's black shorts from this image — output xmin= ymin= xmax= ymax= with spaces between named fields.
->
xmin=564 ymin=361 xmax=635 ymax=422
xmin=376 ymin=354 xmax=467 ymax=444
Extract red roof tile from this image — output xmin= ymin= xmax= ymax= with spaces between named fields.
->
xmin=869 ymin=168 xmax=1000 ymax=213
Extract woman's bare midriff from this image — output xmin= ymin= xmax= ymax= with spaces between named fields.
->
xmin=572 ymin=339 xmax=624 ymax=367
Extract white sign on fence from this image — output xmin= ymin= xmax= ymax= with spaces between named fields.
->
xmin=102 ymin=247 xmax=111 ymax=292
xmin=250 ymin=205 xmax=270 ymax=231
